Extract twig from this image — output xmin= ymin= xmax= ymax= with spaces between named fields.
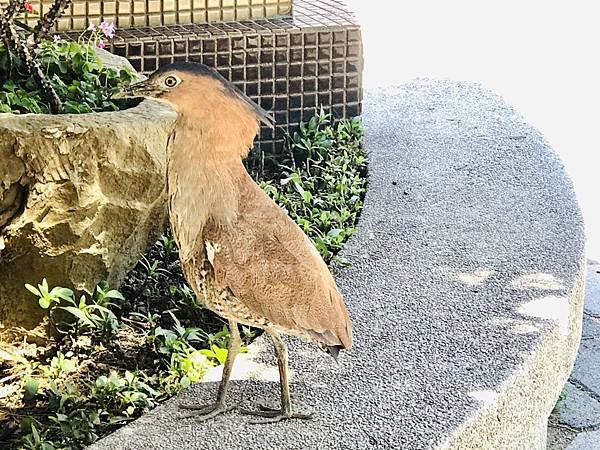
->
xmin=0 ymin=373 xmax=21 ymax=385
xmin=0 ymin=0 xmax=22 ymax=50
xmin=33 ymin=0 xmax=72 ymax=43
xmin=14 ymin=19 xmax=34 ymax=33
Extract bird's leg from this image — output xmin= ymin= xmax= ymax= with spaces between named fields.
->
xmin=240 ymin=331 xmax=312 ymax=424
xmin=179 ymin=319 xmax=241 ymax=420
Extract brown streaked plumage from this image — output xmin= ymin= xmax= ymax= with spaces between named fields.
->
xmin=122 ymin=62 xmax=352 ymax=423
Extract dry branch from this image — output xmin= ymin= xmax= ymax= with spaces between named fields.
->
xmin=33 ymin=0 xmax=72 ymax=43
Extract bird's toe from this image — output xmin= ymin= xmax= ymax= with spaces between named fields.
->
xmin=179 ymin=402 xmax=235 ymax=420
xmin=239 ymin=405 xmax=312 ymax=424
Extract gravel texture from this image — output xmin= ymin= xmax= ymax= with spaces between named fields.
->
xmin=91 ymin=80 xmax=585 ymax=449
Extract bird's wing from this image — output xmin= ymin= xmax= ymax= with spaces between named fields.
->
xmin=203 ymin=186 xmax=352 ymax=349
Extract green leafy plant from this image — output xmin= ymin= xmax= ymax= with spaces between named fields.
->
xmin=45 ymin=352 xmax=78 ymax=379
xmin=199 ymin=345 xmax=228 ymax=365
xmin=57 ymin=293 xmax=119 ymax=335
xmin=0 ymin=0 xmax=135 ymax=114
xmin=25 ymin=278 xmax=73 ymax=309
xmin=253 ymin=109 xmax=367 ymax=262
xmin=21 ymin=424 xmax=56 ymax=450
xmin=150 ymin=310 xmax=205 ymax=356
xmin=92 ymin=370 xmax=158 ymax=417
xmin=170 ymin=349 xmax=212 ymax=385
xmin=24 ymin=279 xmax=122 ymax=338
xmin=0 ymin=39 xmax=135 ymax=114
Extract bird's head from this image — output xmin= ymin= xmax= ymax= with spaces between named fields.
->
xmin=118 ymin=62 xmax=274 ymax=129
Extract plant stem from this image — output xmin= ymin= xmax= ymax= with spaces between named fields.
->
xmin=6 ymin=22 xmax=63 ymax=113
xmin=0 ymin=0 xmax=22 ymax=50
xmin=33 ymin=0 xmax=72 ymax=44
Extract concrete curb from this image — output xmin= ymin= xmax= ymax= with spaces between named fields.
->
xmin=91 ymin=80 xmax=585 ymax=449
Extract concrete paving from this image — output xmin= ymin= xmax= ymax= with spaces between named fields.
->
xmin=583 ymin=266 xmax=600 ymax=317
xmin=566 ymin=430 xmax=600 ymax=450
xmin=91 ymin=82 xmax=584 ymax=449
xmin=552 ymin=265 xmax=600 ymax=449
xmin=558 ymin=383 xmax=600 ymax=429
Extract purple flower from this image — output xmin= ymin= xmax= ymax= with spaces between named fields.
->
xmin=53 ymin=34 xmax=61 ymax=42
xmin=99 ymin=21 xmax=115 ymax=39
xmin=87 ymin=21 xmax=96 ymax=31
xmin=97 ymin=41 xmax=106 ymax=49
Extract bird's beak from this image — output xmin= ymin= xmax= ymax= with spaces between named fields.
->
xmin=113 ymin=80 xmax=165 ymax=99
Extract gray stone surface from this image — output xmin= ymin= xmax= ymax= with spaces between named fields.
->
xmin=572 ymin=342 xmax=600 ymax=395
xmin=91 ymin=80 xmax=585 ymax=449
xmin=582 ymin=315 xmax=600 ymax=340
xmin=585 ymin=265 xmax=600 ymax=316
xmin=559 ymin=383 xmax=600 ymax=429
xmin=566 ymin=430 xmax=600 ymax=450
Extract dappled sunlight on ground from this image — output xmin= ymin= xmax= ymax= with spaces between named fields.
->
xmin=469 ymin=389 xmax=499 ymax=407
xmin=510 ymin=273 xmax=566 ymax=291
xmin=518 ymin=295 xmax=570 ymax=336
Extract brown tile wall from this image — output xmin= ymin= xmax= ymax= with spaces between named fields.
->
xmin=70 ymin=0 xmax=363 ymax=151
xmin=14 ymin=0 xmax=293 ymax=30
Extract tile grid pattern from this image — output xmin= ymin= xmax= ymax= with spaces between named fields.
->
xmin=65 ymin=0 xmax=364 ymax=151
xmin=13 ymin=0 xmax=293 ymax=30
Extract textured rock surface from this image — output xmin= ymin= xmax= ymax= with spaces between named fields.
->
xmin=91 ymin=81 xmax=585 ymax=449
xmin=0 ymin=99 xmax=177 ymax=329
xmin=95 ymin=48 xmax=147 ymax=84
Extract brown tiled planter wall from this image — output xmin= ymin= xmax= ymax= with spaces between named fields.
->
xmin=68 ymin=0 xmax=364 ymax=152
xmin=16 ymin=0 xmax=293 ymax=30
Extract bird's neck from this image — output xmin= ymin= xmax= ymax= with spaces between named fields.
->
xmin=167 ymin=118 xmax=249 ymax=260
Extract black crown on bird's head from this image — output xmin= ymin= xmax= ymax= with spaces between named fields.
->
xmin=120 ymin=61 xmax=275 ymax=128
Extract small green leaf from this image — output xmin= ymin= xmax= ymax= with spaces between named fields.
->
xmin=24 ymin=283 xmax=41 ymax=297
xmin=180 ymin=376 xmax=191 ymax=388
xmin=59 ymin=306 xmax=96 ymax=328
xmin=104 ymin=289 xmax=125 ymax=300
xmin=38 ymin=297 xmax=51 ymax=309
xmin=23 ymin=377 xmax=39 ymax=400
xmin=211 ymin=345 xmax=228 ymax=365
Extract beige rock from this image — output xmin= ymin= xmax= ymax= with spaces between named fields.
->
xmin=95 ymin=48 xmax=147 ymax=84
xmin=0 ymin=98 xmax=177 ymax=330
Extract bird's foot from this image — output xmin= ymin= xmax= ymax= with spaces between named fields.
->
xmin=179 ymin=402 xmax=235 ymax=421
xmin=239 ymin=403 xmax=312 ymax=424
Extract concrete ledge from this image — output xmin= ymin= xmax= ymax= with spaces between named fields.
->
xmin=91 ymin=80 xmax=585 ymax=449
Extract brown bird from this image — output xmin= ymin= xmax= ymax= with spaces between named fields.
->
xmin=123 ymin=62 xmax=352 ymax=423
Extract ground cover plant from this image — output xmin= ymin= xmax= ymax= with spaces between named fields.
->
xmin=0 ymin=111 xmax=366 ymax=449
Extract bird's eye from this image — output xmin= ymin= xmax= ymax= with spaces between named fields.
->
xmin=164 ymin=75 xmax=180 ymax=88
